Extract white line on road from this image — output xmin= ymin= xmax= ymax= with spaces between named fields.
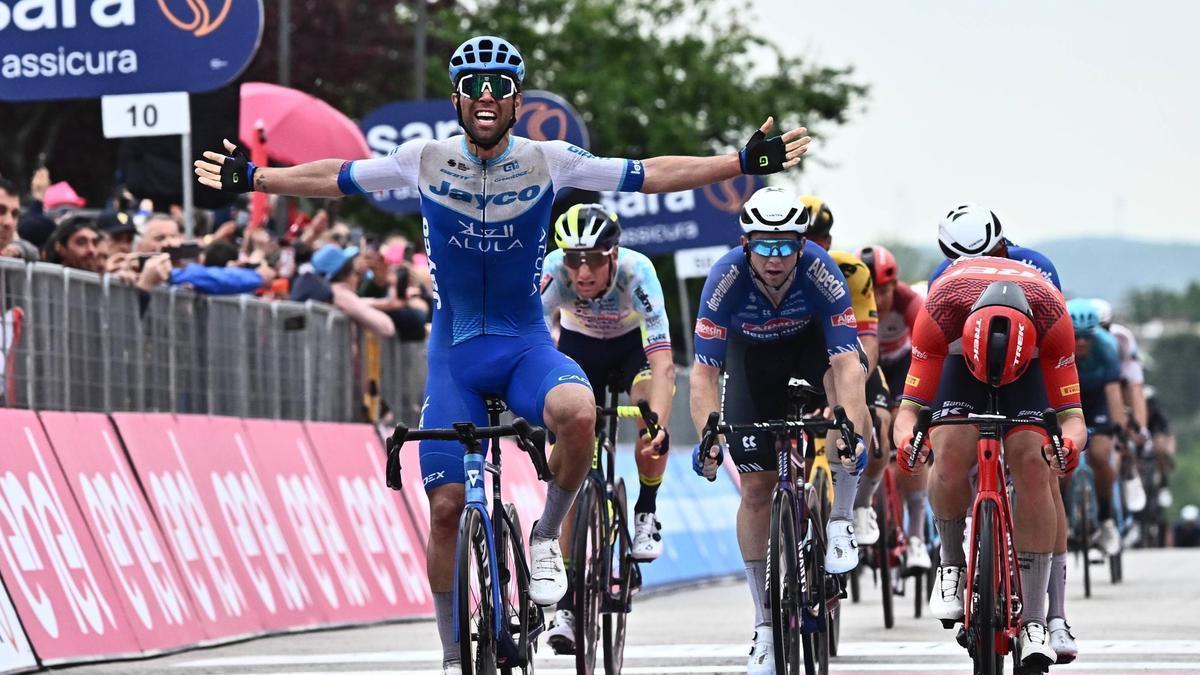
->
xmin=219 ymin=665 xmax=1200 ymax=675
xmin=176 ymin=640 xmax=1200 ymax=668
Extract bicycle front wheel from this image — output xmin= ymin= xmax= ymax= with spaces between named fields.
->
xmin=768 ymin=489 xmax=802 ymax=675
xmin=971 ymin=500 xmax=998 ymax=675
xmin=458 ymin=507 xmax=498 ymax=675
xmin=603 ymin=479 xmax=632 ymax=675
xmin=572 ymin=479 xmax=604 ymax=674
xmin=876 ymin=490 xmax=894 ymax=630
xmin=497 ymin=504 xmax=534 ymax=675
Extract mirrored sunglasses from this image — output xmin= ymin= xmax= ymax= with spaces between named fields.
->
xmin=456 ymin=72 xmax=518 ymax=99
xmin=748 ymin=238 xmax=801 ymax=257
xmin=563 ymin=249 xmax=612 ymax=269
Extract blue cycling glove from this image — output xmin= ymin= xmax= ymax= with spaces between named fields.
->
xmin=854 ymin=434 xmax=868 ymax=474
xmin=692 ymin=442 xmax=724 ymax=478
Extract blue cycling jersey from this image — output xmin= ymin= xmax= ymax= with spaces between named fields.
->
xmin=693 ymin=242 xmax=860 ymax=368
xmin=930 ymin=239 xmax=1062 ymax=290
xmin=338 ymin=135 xmax=646 ymax=491
xmin=1077 ymin=326 xmax=1121 ymax=391
xmin=340 ymin=135 xmax=645 ymax=347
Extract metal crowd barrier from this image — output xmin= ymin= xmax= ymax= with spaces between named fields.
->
xmin=0 ymin=257 xmax=424 ymax=422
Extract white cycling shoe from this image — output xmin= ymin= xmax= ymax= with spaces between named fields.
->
xmin=746 ymin=624 xmax=774 ymax=675
xmin=853 ymin=506 xmax=880 ymax=545
xmin=545 ymin=609 xmax=576 ymax=655
xmin=529 ymin=535 xmax=568 ymax=606
xmin=442 ymin=663 xmax=462 ymax=675
xmin=905 ymin=536 xmax=932 ymax=571
xmin=1048 ymin=617 xmax=1079 ymax=664
xmin=1096 ymin=518 xmax=1122 ymax=556
xmin=825 ymin=519 xmax=859 ymax=574
xmin=1124 ymin=475 xmax=1147 ymax=513
xmin=632 ymin=512 xmax=663 ymax=561
xmin=1018 ymin=621 xmax=1057 ymax=669
xmin=929 ymin=565 xmax=966 ymax=623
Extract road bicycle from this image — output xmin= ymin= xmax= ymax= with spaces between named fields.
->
xmin=386 ymin=397 xmax=552 ymax=675
xmin=556 ymin=372 xmax=655 ymax=674
xmin=698 ymin=378 xmax=856 ymax=675
xmin=907 ymin=399 xmax=1068 ymax=675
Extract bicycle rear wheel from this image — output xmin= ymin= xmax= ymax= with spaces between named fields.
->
xmin=497 ymin=504 xmax=535 ymax=675
xmin=876 ymin=490 xmax=894 ymax=629
xmin=603 ymin=479 xmax=632 ymax=675
xmin=971 ymin=500 xmax=998 ymax=675
xmin=768 ymin=489 xmax=802 ymax=675
xmin=572 ymin=480 xmax=604 ymax=674
xmin=1078 ymin=481 xmax=1093 ymax=598
xmin=458 ymin=507 xmax=498 ymax=675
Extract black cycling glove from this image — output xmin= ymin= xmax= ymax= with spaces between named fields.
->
xmin=739 ymin=129 xmax=788 ymax=175
xmin=218 ymin=144 xmax=257 ymax=193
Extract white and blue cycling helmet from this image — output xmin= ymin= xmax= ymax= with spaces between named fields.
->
xmin=448 ymin=36 xmax=526 ymax=85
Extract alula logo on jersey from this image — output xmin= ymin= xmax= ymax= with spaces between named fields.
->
xmin=428 ymin=181 xmax=542 ymax=210
xmin=448 ymin=219 xmax=523 ymax=253
xmin=0 ymin=0 xmax=263 ymax=102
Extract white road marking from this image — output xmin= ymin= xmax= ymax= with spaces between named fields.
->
xmin=218 ymin=665 xmax=1200 ymax=675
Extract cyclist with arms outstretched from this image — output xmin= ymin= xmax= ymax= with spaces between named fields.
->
xmin=539 ymin=203 xmax=674 ymax=650
xmin=894 ymin=255 xmax=1087 ymax=670
xmin=689 ymin=187 xmax=872 ymax=673
xmin=195 ymin=36 xmax=811 ymax=675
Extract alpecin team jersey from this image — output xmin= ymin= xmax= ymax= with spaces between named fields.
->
xmin=338 ymin=135 xmax=645 ymax=347
xmin=878 ymin=281 xmax=922 ymax=363
xmin=540 ymin=247 xmax=671 ymax=356
xmin=901 ymin=256 xmax=1082 ymax=413
xmin=929 ymin=238 xmax=1062 ymax=291
xmin=693 ymin=242 xmax=860 ymax=368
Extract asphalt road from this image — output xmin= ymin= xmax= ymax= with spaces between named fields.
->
xmin=51 ymin=549 xmax=1200 ymax=675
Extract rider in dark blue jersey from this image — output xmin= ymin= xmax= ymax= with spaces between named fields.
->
xmin=929 ymin=203 xmax=1062 ymax=290
xmin=689 ymin=186 xmax=870 ymax=673
xmin=195 ymin=35 xmax=814 ymax=675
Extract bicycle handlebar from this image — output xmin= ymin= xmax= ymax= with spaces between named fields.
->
xmin=597 ymin=399 xmax=669 ymax=454
xmin=697 ymin=408 xmax=855 ymax=483
xmin=384 ymin=418 xmax=553 ymax=491
xmin=905 ymin=406 xmax=1067 ymax=473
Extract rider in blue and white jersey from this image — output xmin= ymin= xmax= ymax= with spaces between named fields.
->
xmin=689 ymin=186 xmax=870 ymax=674
xmin=539 ymin=203 xmax=674 ymax=652
xmin=195 ymin=35 xmax=813 ymax=675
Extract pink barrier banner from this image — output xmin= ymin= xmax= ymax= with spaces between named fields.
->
xmin=171 ymin=415 xmax=329 ymax=630
xmin=389 ymin=429 xmax=431 ymax=546
xmin=0 ymin=579 xmax=37 ymax=674
xmin=304 ymin=422 xmax=432 ymax=620
xmin=39 ymin=412 xmax=204 ymax=653
xmin=498 ymin=439 xmax=548 ymax=542
xmin=111 ymin=413 xmax=265 ymax=640
xmin=240 ymin=420 xmax=380 ymax=623
xmin=0 ymin=409 xmax=141 ymax=664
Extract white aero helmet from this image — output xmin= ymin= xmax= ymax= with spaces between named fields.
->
xmin=1092 ymin=298 xmax=1114 ymax=326
xmin=938 ymin=203 xmax=1004 ymax=259
xmin=739 ymin=186 xmax=810 ymax=235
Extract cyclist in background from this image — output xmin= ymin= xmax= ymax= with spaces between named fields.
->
xmin=1145 ymin=385 xmax=1176 ymax=507
xmin=1068 ymin=298 xmax=1128 ymax=556
xmin=796 ymin=196 xmax=891 ymax=548
xmin=540 ymin=203 xmax=673 ymax=650
xmin=894 ymin=257 xmax=1087 ymax=670
xmin=690 ymin=186 xmax=871 ymax=673
xmin=195 ymin=34 xmax=813 ymax=675
xmin=862 ymin=244 xmax=932 ymax=571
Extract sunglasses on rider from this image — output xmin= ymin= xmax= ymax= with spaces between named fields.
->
xmin=456 ymin=73 xmax=518 ymax=100
xmin=747 ymin=238 xmax=802 ymax=258
xmin=563 ymin=249 xmax=613 ymax=269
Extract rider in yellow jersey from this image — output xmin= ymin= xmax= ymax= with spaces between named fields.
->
xmin=800 ymin=196 xmax=893 ymax=548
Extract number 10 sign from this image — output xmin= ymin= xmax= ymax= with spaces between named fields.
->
xmin=101 ymin=91 xmax=191 ymax=138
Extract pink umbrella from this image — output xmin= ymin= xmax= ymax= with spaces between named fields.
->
xmin=239 ymin=82 xmax=371 ymax=166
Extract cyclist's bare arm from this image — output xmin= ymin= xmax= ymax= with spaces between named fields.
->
xmin=689 ymin=361 xmax=721 ymax=437
xmin=1126 ymin=381 xmax=1149 ymax=431
xmin=829 ymin=350 xmax=872 ymax=459
xmin=647 ymin=348 xmax=675 ymax=431
xmin=195 ymin=140 xmax=345 ymax=197
xmin=1104 ymin=381 xmax=1129 ymax=432
xmin=1058 ymin=409 xmax=1088 ymax=454
xmin=860 ymin=333 xmax=880 ymax=373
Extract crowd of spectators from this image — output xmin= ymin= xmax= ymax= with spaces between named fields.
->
xmin=0 ymin=167 xmax=432 ymax=342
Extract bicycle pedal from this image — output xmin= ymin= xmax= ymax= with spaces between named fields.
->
xmin=955 ymin=625 xmax=970 ymax=649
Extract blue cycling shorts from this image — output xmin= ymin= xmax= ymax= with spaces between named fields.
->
xmin=418 ymin=332 xmax=590 ymax=491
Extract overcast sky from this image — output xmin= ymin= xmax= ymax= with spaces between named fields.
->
xmin=747 ymin=0 xmax=1200 ymax=249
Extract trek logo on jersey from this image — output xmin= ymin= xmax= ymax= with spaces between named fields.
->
xmin=831 ymin=307 xmax=857 ymax=328
xmin=806 ymin=258 xmax=847 ymax=302
xmin=1012 ymin=322 xmax=1026 ymax=366
xmin=428 ymin=180 xmax=542 ymax=209
xmin=1055 ymin=354 xmax=1075 ymax=369
xmin=695 ymin=318 xmax=727 ymax=340
xmin=1060 ymin=383 xmax=1080 ymax=396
